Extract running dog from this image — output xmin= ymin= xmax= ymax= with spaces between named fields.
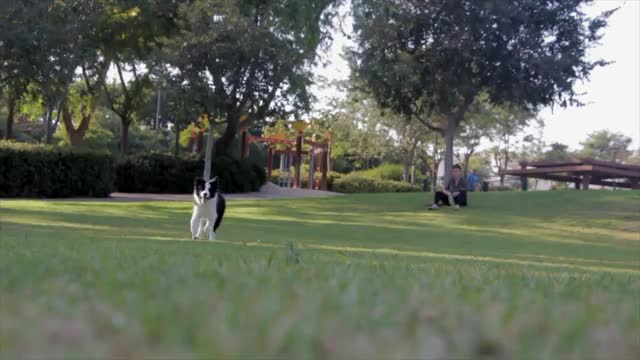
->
xmin=191 ymin=177 xmax=226 ymax=240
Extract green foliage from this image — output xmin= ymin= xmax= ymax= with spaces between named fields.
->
xmin=579 ymin=130 xmax=632 ymax=161
xmin=0 ymin=141 xmax=113 ymax=198
xmin=351 ymin=0 xmax=615 ymax=179
xmin=114 ymin=154 xmax=266 ymax=194
xmin=331 ymin=157 xmax=355 ymax=173
xmin=354 ymin=163 xmax=404 ymax=181
xmin=542 ymin=143 xmax=575 ymax=161
xmin=162 ymin=0 xmax=339 ymax=155
xmin=333 ymin=175 xmax=421 ymax=193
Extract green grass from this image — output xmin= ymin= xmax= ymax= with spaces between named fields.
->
xmin=1 ymin=191 xmax=639 ymax=358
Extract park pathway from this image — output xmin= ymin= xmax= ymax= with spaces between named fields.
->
xmin=106 ymin=183 xmax=340 ymax=202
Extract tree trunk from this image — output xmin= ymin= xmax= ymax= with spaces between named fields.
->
xmin=499 ymin=174 xmax=505 ymax=186
xmin=410 ymin=165 xmax=416 ymax=185
xmin=463 ymin=152 xmax=473 ymax=178
xmin=5 ymin=95 xmax=16 ymax=140
xmin=402 ymin=160 xmax=410 ymax=183
xmin=120 ymin=121 xmax=130 ymax=154
xmin=62 ymin=104 xmax=92 ymax=146
xmin=443 ymin=125 xmax=455 ymax=183
xmin=215 ymin=116 xmax=238 ymax=157
xmin=174 ymin=118 xmax=180 ymax=158
xmin=52 ymin=102 xmax=62 ymax=133
xmin=44 ymin=107 xmax=54 ymax=144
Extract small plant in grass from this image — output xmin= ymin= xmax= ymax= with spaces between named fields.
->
xmin=285 ymin=241 xmax=301 ymax=265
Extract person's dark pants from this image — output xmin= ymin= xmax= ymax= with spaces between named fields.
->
xmin=434 ymin=190 xmax=467 ymax=206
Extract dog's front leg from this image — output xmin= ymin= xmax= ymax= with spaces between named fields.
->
xmin=190 ymin=213 xmax=200 ymax=240
xmin=207 ymin=223 xmax=216 ymax=241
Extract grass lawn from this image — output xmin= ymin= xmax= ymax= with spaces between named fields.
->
xmin=1 ymin=190 xmax=639 ymax=358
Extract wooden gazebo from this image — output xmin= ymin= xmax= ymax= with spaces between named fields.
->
xmin=501 ymin=158 xmax=640 ymax=190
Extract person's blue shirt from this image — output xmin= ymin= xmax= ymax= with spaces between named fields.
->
xmin=467 ymin=172 xmax=479 ymax=192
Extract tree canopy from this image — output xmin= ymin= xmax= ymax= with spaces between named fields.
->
xmin=350 ymin=0 xmax=616 ymax=180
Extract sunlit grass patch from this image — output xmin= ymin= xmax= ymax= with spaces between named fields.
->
xmin=1 ymin=190 xmax=639 ymax=357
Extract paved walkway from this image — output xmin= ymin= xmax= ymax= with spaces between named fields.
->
xmin=2 ymin=183 xmax=342 ymax=202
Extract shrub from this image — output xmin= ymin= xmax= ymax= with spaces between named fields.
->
xmin=331 ymin=157 xmax=355 ymax=173
xmin=114 ymin=154 xmax=266 ymax=194
xmin=333 ymin=175 xmax=421 ymax=193
xmin=355 ymin=163 xmax=404 ymax=181
xmin=0 ymin=141 xmax=113 ymax=198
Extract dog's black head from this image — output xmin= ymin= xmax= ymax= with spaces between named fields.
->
xmin=194 ymin=177 xmax=219 ymax=200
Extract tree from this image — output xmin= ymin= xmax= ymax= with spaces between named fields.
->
xmin=579 ymin=130 xmax=632 ymax=162
xmin=454 ymin=99 xmax=497 ymax=176
xmin=542 ymin=142 xmax=574 ymax=161
xmin=350 ymin=0 xmax=616 ymax=181
xmin=487 ymin=105 xmax=534 ymax=185
xmin=162 ymin=0 xmax=339 ymax=157
xmin=0 ymin=0 xmax=56 ymax=139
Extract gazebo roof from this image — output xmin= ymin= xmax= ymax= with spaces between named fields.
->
xmin=501 ymin=158 xmax=640 ymax=189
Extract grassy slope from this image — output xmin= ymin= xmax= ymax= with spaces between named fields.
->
xmin=1 ymin=191 xmax=639 ymax=358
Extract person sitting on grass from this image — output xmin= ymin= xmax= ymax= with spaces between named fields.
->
xmin=429 ymin=164 xmax=467 ymax=210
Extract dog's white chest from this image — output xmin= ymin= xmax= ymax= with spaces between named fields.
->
xmin=193 ymin=198 xmax=217 ymax=217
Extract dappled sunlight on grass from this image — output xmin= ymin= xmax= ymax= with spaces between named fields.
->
xmin=2 ymin=191 xmax=639 ymax=358
xmin=211 ymin=240 xmax=640 ymax=275
xmin=2 ymin=216 xmax=113 ymax=231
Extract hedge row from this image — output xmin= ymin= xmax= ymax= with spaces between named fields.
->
xmin=0 ymin=141 xmax=113 ymax=198
xmin=332 ymin=175 xmax=421 ymax=193
xmin=0 ymin=142 xmax=267 ymax=198
xmin=115 ymin=154 xmax=266 ymax=194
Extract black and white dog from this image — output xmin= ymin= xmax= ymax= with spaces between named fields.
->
xmin=191 ymin=177 xmax=226 ymax=240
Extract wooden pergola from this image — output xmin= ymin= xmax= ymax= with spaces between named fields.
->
xmin=501 ymin=158 xmax=640 ymax=190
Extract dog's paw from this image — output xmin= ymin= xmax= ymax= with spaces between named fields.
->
xmin=192 ymin=236 xmax=198 ymax=240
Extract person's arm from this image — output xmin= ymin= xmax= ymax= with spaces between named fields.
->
xmin=453 ymin=178 xmax=467 ymax=197
xmin=443 ymin=178 xmax=452 ymax=195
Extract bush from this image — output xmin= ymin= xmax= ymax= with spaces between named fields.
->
xmin=333 ymin=175 xmax=421 ymax=194
xmin=331 ymin=157 xmax=355 ymax=173
xmin=492 ymin=185 xmax=515 ymax=192
xmin=355 ymin=163 xmax=404 ymax=181
xmin=0 ymin=141 xmax=113 ymax=198
xmin=114 ymin=154 xmax=266 ymax=194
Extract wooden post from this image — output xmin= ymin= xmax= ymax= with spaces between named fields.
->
xmin=582 ymin=174 xmax=591 ymax=190
xmin=240 ymin=129 xmax=248 ymax=159
xmin=294 ymin=133 xmax=302 ymax=188
xmin=321 ymin=146 xmax=328 ymax=191
xmin=308 ymin=144 xmax=315 ymax=190
xmin=288 ymin=148 xmax=294 ymax=188
xmin=267 ymin=146 xmax=274 ymax=181
xmin=574 ymin=181 xmax=581 ymax=190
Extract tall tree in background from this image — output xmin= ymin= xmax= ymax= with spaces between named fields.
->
xmin=350 ymin=0 xmax=616 ymax=181
xmin=488 ymin=105 xmax=534 ymax=185
xmin=162 ymin=0 xmax=339 ymax=156
xmin=542 ymin=142 xmax=574 ymax=161
xmin=580 ymin=130 xmax=632 ymax=162
xmin=0 ymin=0 xmax=56 ymax=140
xmin=454 ymin=99 xmax=497 ymax=176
